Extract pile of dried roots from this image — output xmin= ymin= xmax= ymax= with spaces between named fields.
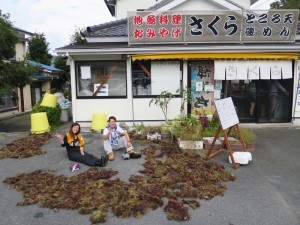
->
xmin=3 ymin=139 xmax=236 ymax=224
xmin=0 ymin=133 xmax=51 ymax=159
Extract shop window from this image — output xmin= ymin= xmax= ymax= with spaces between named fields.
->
xmin=132 ymin=60 xmax=182 ymax=96
xmin=0 ymin=89 xmax=18 ymax=112
xmin=75 ymin=61 xmax=126 ymax=98
xmin=224 ymin=79 xmax=292 ymax=123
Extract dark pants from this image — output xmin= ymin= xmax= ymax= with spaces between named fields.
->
xmin=68 ymin=150 xmax=99 ymax=166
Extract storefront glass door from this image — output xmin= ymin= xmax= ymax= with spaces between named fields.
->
xmin=189 ymin=60 xmax=293 ymax=123
xmin=226 ymin=79 xmax=293 ymax=123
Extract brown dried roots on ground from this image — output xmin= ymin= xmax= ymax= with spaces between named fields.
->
xmin=3 ymin=139 xmax=236 ymax=224
xmin=0 ymin=133 xmax=51 ymax=159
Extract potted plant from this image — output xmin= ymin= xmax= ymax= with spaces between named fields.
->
xmin=160 ymin=124 xmax=172 ymax=139
xmin=149 ymin=91 xmax=174 ymax=124
xmin=133 ymin=122 xmax=145 ymax=134
xmin=170 ymin=115 xmax=203 ymax=149
xmin=149 ymin=91 xmax=175 ymax=139
xmin=176 ymin=87 xmax=194 ymax=120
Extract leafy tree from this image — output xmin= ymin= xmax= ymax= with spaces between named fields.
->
xmin=70 ymin=27 xmax=87 ymax=45
xmin=0 ymin=61 xmax=13 ymax=96
xmin=53 ymin=55 xmax=70 ymax=91
xmin=7 ymin=61 xmax=37 ymax=111
xmin=0 ymin=10 xmax=19 ymax=97
xmin=0 ymin=10 xmax=19 ymax=60
xmin=270 ymin=0 xmax=300 ymax=19
xmin=27 ymin=33 xmax=52 ymax=65
xmin=53 ymin=55 xmax=69 ymax=81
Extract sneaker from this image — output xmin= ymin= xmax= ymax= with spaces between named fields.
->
xmin=70 ymin=163 xmax=80 ymax=172
xmin=127 ymin=149 xmax=141 ymax=159
xmin=108 ymin=152 xmax=114 ymax=161
xmin=122 ymin=152 xmax=130 ymax=160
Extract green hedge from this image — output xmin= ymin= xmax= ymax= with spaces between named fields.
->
xmin=31 ymin=103 xmax=62 ymax=127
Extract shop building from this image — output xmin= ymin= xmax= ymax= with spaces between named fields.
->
xmin=55 ymin=0 xmax=300 ymax=127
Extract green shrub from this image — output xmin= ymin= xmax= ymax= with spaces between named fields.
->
xmin=133 ymin=122 xmax=145 ymax=133
xmin=31 ymin=103 xmax=62 ymax=127
xmin=234 ymin=128 xmax=255 ymax=144
xmin=202 ymin=119 xmax=222 ymax=137
xmin=63 ymin=90 xmax=72 ymax=101
xmin=170 ymin=115 xmax=203 ymax=141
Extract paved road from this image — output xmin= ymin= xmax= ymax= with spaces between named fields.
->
xmin=0 ymin=113 xmax=31 ymax=133
xmin=0 ymin=114 xmax=299 ymax=225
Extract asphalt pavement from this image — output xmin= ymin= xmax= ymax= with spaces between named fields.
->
xmin=0 ymin=113 xmax=299 ymax=225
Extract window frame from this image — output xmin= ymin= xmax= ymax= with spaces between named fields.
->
xmin=0 ymin=89 xmax=18 ymax=112
xmin=132 ymin=59 xmax=183 ymax=98
xmin=75 ymin=60 xmax=128 ymax=99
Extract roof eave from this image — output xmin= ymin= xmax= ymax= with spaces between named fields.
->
xmin=55 ymin=44 xmax=300 ymax=56
xmin=85 ymin=36 xmax=127 ymax=43
xmin=208 ymin=0 xmax=244 ymax=10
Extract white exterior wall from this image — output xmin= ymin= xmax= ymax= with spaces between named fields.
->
xmin=68 ymin=55 xmax=131 ymax=127
xmin=23 ymin=85 xmax=32 ymax=111
xmin=42 ymin=82 xmax=51 ymax=93
xmin=292 ymin=60 xmax=300 ymax=124
xmin=69 ymin=54 xmax=186 ymax=128
xmin=117 ymin=0 xmax=163 ymax=19
xmin=132 ymin=61 xmax=189 ymax=124
xmin=172 ymin=0 xmax=224 ymax=11
xmin=67 ymin=0 xmax=299 ymax=126
xmin=15 ymin=42 xmax=26 ymax=61
xmin=116 ymin=0 xmax=251 ymax=19
xmin=235 ymin=0 xmax=250 ymax=8
xmin=69 ymin=54 xmax=299 ymax=127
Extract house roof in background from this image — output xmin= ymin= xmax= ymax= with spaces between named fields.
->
xmin=32 ymin=74 xmax=52 ymax=80
xmin=14 ymin=28 xmax=34 ymax=36
xmin=84 ymin=18 xmax=300 ymax=39
xmin=90 ymin=0 xmax=300 ymax=38
xmin=27 ymin=60 xmax=64 ymax=74
xmin=86 ymin=19 xmax=127 ymax=37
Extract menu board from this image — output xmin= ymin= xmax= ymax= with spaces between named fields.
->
xmin=215 ymin=97 xmax=239 ymax=129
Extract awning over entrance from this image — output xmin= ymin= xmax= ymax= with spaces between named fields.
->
xmin=131 ymin=53 xmax=299 ymax=62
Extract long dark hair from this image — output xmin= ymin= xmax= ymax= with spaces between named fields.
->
xmin=68 ymin=122 xmax=81 ymax=139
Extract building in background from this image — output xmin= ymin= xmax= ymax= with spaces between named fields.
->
xmin=0 ymin=28 xmax=64 ymax=119
xmin=27 ymin=60 xmax=64 ymax=105
xmin=56 ymin=0 xmax=300 ymax=126
xmin=0 ymin=28 xmax=33 ymax=118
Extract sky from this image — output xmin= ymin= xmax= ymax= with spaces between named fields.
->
xmin=1 ymin=0 xmax=276 ymax=55
xmin=0 ymin=0 xmax=114 ymax=54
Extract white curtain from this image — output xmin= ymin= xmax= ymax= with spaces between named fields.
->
xmin=225 ymin=61 xmax=237 ymax=80
xmin=258 ymin=61 xmax=271 ymax=79
xmin=281 ymin=60 xmax=293 ymax=79
xmin=214 ymin=60 xmax=226 ymax=80
xmin=151 ymin=61 xmax=181 ymax=95
xmin=271 ymin=64 xmax=282 ymax=79
xmin=237 ymin=61 xmax=249 ymax=80
xmin=248 ymin=61 xmax=260 ymax=80
xmin=214 ymin=60 xmax=293 ymax=80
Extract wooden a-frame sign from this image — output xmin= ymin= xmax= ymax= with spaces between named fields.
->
xmin=205 ymin=97 xmax=247 ymax=169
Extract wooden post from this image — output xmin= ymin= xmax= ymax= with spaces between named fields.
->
xmin=205 ymin=97 xmax=247 ymax=169
xmin=205 ymin=124 xmax=246 ymax=169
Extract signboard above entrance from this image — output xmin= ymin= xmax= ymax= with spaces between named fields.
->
xmin=128 ymin=10 xmax=299 ymax=44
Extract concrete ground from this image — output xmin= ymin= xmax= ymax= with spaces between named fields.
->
xmin=0 ymin=114 xmax=299 ymax=225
